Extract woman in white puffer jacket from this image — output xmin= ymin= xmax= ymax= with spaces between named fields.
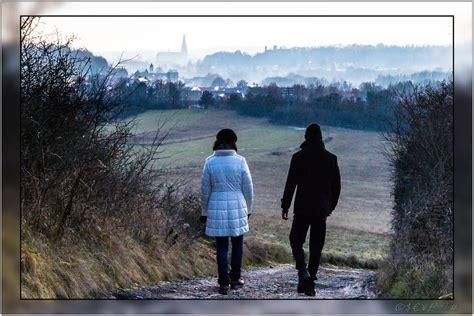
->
xmin=200 ymin=128 xmax=253 ymax=295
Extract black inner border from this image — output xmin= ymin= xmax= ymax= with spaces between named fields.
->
xmin=18 ymin=14 xmax=456 ymax=302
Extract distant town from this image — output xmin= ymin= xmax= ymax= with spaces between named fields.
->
xmin=74 ymin=34 xmax=452 ymax=111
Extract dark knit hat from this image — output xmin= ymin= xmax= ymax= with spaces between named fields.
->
xmin=305 ymin=123 xmax=322 ymax=141
xmin=216 ymin=128 xmax=238 ymax=143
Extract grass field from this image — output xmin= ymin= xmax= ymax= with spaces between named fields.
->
xmin=129 ymin=109 xmax=393 ymax=267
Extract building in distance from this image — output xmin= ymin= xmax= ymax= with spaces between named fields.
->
xmin=156 ymin=34 xmax=188 ymax=67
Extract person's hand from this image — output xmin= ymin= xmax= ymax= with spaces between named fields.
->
xmin=199 ymin=216 xmax=207 ymax=224
xmin=281 ymin=209 xmax=289 ymax=220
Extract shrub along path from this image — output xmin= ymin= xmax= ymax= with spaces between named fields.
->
xmin=113 ymin=264 xmax=378 ymax=299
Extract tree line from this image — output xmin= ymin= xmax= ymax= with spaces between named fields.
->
xmin=116 ymin=75 xmax=444 ymax=132
xmin=112 ymin=78 xmax=187 ymax=117
xmin=200 ymin=82 xmax=413 ymax=131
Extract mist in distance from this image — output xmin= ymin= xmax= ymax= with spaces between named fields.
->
xmin=97 ymin=43 xmax=451 ymax=88
xmin=39 ymin=16 xmax=453 ymax=87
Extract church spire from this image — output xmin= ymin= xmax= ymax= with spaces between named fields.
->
xmin=181 ymin=34 xmax=187 ymax=54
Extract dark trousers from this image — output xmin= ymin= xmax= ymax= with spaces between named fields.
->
xmin=215 ymin=235 xmax=243 ymax=285
xmin=289 ymin=214 xmax=327 ymax=280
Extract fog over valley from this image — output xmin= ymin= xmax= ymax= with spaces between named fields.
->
xmin=92 ymin=42 xmax=451 ymax=87
xmin=39 ymin=15 xmax=453 ymax=88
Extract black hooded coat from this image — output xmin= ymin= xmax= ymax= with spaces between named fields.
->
xmin=281 ymin=138 xmax=341 ymax=217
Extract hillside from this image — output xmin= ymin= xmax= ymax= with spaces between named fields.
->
xmin=199 ymin=45 xmax=452 ymax=84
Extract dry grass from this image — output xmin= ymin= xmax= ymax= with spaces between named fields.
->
xmin=243 ymin=237 xmax=293 ymax=266
xmin=21 ymin=230 xmax=298 ymax=298
xmin=21 ymin=228 xmax=217 ymax=298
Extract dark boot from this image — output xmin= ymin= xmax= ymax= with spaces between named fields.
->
xmin=304 ymin=277 xmax=316 ymax=297
xmin=218 ymin=284 xmax=229 ymax=295
xmin=297 ymin=279 xmax=306 ymax=293
xmin=297 ymin=268 xmax=311 ymax=293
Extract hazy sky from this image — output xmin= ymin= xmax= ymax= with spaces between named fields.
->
xmin=6 ymin=2 xmax=469 ymax=82
xmin=40 ymin=15 xmax=453 ymax=60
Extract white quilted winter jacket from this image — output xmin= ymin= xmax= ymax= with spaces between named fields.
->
xmin=201 ymin=149 xmax=254 ymax=237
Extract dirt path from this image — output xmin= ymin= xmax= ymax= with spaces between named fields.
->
xmin=113 ymin=264 xmax=379 ymax=299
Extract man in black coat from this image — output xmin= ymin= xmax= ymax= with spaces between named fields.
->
xmin=281 ymin=123 xmax=341 ymax=296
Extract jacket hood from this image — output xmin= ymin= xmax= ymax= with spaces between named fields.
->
xmin=300 ymin=138 xmax=325 ymax=149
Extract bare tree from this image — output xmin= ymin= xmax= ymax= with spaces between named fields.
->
xmin=21 ymin=17 xmax=202 ymax=244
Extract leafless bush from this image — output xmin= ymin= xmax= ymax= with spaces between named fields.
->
xmin=157 ymin=186 xmax=204 ymax=246
xmin=20 ymin=17 xmax=197 ymax=245
xmin=379 ymin=79 xmax=453 ymax=298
